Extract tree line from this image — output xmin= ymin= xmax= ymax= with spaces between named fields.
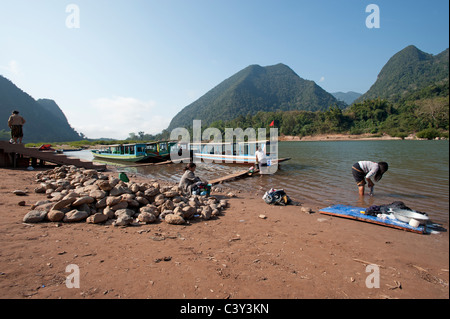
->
xmin=134 ymin=81 xmax=448 ymax=141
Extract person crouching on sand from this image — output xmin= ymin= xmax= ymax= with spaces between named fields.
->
xmin=179 ymin=163 xmax=205 ymax=195
xmin=352 ymin=161 xmax=388 ymax=196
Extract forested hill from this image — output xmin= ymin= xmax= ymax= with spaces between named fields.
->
xmin=0 ymin=75 xmax=82 ymax=143
xmin=357 ymin=45 xmax=449 ymax=102
xmin=168 ymin=63 xmax=344 ymax=130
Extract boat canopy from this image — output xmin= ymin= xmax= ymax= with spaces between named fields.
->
xmin=186 ymin=140 xmax=271 ymax=156
xmin=97 ymin=143 xmax=147 ymax=155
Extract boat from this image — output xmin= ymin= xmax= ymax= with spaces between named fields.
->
xmin=145 ymin=140 xmax=176 ymax=161
xmin=91 ymin=143 xmax=149 ymax=162
xmin=171 ymin=140 xmax=290 ymax=166
xmin=91 ymin=141 xmax=177 ymax=163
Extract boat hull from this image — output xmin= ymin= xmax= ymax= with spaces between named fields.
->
xmin=193 ymin=153 xmax=290 ymax=165
xmin=91 ymin=152 xmax=151 ymax=162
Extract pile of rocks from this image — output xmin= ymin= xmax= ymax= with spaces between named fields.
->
xmin=22 ymin=165 xmax=229 ymax=226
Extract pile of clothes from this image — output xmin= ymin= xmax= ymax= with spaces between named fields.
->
xmin=191 ymin=182 xmax=211 ymax=196
xmin=262 ymin=188 xmax=291 ymax=206
xmin=364 ymin=201 xmax=427 ymax=217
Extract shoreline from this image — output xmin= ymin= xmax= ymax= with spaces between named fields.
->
xmin=0 ymin=166 xmax=448 ymax=299
xmin=25 ymin=132 xmax=442 ymax=151
xmin=279 ymin=133 xmax=409 ymax=142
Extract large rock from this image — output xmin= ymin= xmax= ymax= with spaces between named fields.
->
xmin=63 ymin=210 xmax=89 ymax=222
xmin=159 ymin=210 xmax=173 ymax=220
xmin=113 ymin=214 xmax=133 ymax=226
xmin=165 ymin=214 xmax=185 ymax=225
xmin=140 ymin=205 xmax=159 ymax=217
xmin=201 ymin=206 xmax=212 ymax=220
xmin=164 ymin=190 xmax=178 ymax=198
xmin=106 ymin=196 xmax=122 ymax=207
xmin=154 ymin=198 xmax=166 ymax=206
xmin=114 ymin=208 xmax=135 ymax=218
xmin=212 ymin=209 xmax=221 ymax=217
xmin=13 ymin=190 xmax=27 ymax=196
xmin=162 ymin=199 xmax=175 ymax=211
xmin=136 ymin=196 xmax=149 ymax=206
xmin=31 ymin=201 xmax=54 ymax=212
xmin=110 ymin=185 xmax=130 ymax=196
xmin=96 ymin=180 xmax=113 ymax=191
xmin=130 ymin=183 xmax=140 ymax=193
xmin=51 ymin=198 xmax=77 ymax=211
xmin=34 ymin=185 xmax=47 ymax=193
xmin=83 ymin=169 xmax=98 ymax=177
xmin=95 ymin=197 xmax=107 ymax=209
xmin=83 ymin=184 xmax=99 ymax=193
xmin=103 ymin=206 xmax=115 ymax=219
xmin=72 ymin=196 xmax=95 ymax=206
xmin=137 ymin=212 xmax=157 ymax=224
xmin=86 ymin=213 xmax=108 ymax=224
xmin=121 ymin=193 xmax=135 ymax=202
xmin=47 ymin=210 xmax=65 ymax=222
xmin=110 ymin=201 xmax=128 ymax=211
xmin=77 ymin=203 xmax=93 ymax=215
xmin=89 ymin=189 xmax=107 ymax=200
xmin=23 ymin=210 xmax=47 ymax=223
xmin=128 ymin=199 xmax=140 ymax=208
xmin=181 ymin=206 xmax=196 ymax=219
xmin=144 ymin=187 xmax=159 ymax=197
xmin=63 ymin=192 xmax=79 ymax=200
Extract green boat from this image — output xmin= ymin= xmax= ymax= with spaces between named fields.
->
xmin=145 ymin=140 xmax=175 ymax=160
xmin=91 ymin=141 xmax=177 ymax=163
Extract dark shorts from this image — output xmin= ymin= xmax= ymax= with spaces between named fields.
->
xmin=352 ymin=162 xmax=366 ymax=186
xmin=11 ymin=125 xmax=23 ymax=138
xmin=255 ymin=162 xmax=267 ymax=169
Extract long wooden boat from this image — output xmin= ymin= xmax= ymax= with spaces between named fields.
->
xmin=172 ymin=140 xmax=290 ymax=165
xmin=145 ymin=140 xmax=176 ymax=160
xmin=91 ymin=141 xmax=177 ymax=163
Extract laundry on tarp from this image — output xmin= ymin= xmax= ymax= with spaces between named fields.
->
xmin=319 ymin=201 xmax=445 ymax=234
xmin=364 ymin=201 xmax=428 ymax=217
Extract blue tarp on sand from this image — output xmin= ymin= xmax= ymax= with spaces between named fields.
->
xmin=319 ymin=204 xmax=426 ymax=234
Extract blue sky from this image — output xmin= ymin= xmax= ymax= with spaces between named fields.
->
xmin=1 ymin=0 xmax=448 ymax=139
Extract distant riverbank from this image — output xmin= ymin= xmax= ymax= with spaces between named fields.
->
xmin=23 ymin=132 xmax=445 ymax=152
xmin=279 ymin=133 xmax=407 ymax=141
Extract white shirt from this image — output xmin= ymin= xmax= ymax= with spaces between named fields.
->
xmin=358 ymin=161 xmax=379 ymax=180
xmin=255 ymin=149 xmax=266 ymax=163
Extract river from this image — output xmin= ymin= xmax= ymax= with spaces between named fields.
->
xmin=65 ymin=140 xmax=449 ymax=223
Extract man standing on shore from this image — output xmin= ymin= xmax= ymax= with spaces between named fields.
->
xmin=255 ymin=146 xmax=267 ymax=170
xmin=7 ymin=110 xmax=26 ymax=144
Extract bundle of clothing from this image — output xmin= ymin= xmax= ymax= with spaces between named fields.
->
xmin=365 ymin=201 xmax=427 ymax=217
xmin=262 ymin=188 xmax=291 ymax=206
xmin=191 ymin=182 xmax=210 ymax=196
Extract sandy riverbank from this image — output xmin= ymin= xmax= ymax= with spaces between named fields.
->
xmin=0 ymin=166 xmax=448 ymax=300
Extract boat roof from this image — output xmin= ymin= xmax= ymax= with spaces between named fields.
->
xmin=146 ymin=140 xmax=178 ymax=145
xmin=189 ymin=140 xmax=270 ymax=145
xmin=101 ymin=143 xmax=147 ymax=147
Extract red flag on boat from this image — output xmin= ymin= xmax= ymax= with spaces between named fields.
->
xmin=269 ymin=120 xmax=274 ymax=127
